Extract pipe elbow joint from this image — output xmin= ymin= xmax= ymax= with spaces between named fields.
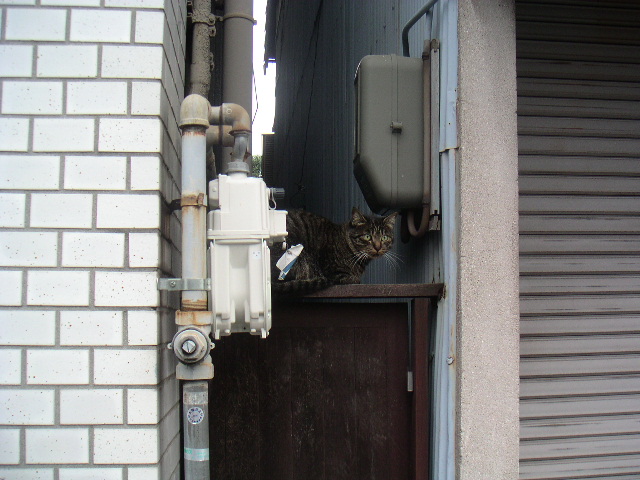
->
xmin=209 ymin=103 xmax=251 ymax=133
xmin=180 ymin=94 xmax=211 ymax=129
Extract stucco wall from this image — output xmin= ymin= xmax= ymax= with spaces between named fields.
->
xmin=0 ymin=0 xmax=186 ymax=478
xmin=456 ymin=1 xmax=520 ymax=479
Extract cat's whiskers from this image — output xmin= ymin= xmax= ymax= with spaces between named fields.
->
xmin=381 ymin=250 xmax=402 ymax=272
xmin=348 ymin=251 xmax=370 ymax=269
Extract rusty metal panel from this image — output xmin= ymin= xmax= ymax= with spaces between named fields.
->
xmin=517 ymin=0 xmax=640 ymax=478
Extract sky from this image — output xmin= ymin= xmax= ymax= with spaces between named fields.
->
xmin=251 ymin=0 xmax=276 ymax=155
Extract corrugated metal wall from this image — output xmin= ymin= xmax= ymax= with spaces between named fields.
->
xmin=269 ymin=0 xmax=437 ymax=284
xmin=517 ymin=1 xmax=640 ymax=478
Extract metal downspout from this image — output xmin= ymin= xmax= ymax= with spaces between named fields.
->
xmin=221 ymin=0 xmax=254 ymax=173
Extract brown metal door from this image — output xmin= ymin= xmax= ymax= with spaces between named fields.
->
xmin=208 ymin=301 xmax=416 ymax=480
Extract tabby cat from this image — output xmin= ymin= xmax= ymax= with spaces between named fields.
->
xmin=271 ymin=207 xmax=398 ymax=295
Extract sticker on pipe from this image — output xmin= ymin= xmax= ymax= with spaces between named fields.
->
xmin=187 ymin=406 xmax=205 ymax=425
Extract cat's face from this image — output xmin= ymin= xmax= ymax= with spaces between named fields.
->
xmin=349 ymin=208 xmax=397 ymax=258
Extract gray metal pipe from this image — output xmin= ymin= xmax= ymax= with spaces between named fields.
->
xmin=222 ymin=0 xmax=253 ymax=173
xmin=402 ymin=0 xmax=439 ymax=57
xmin=179 ymin=95 xmax=210 ymax=311
xmin=183 ymin=381 xmax=211 ymax=479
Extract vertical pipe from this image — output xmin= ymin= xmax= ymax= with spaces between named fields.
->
xmin=222 ymin=0 xmax=253 ymax=172
xmin=181 ymin=126 xmax=208 ymax=310
xmin=189 ymin=0 xmax=213 ymax=97
xmin=180 ymin=95 xmax=210 ymax=311
xmin=179 ymin=95 xmax=212 ymax=480
xmin=183 ymin=381 xmax=211 ymax=479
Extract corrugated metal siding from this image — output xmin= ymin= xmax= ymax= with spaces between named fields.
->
xmin=517 ymin=1 xmax=640 ymax=478
xmin=269 ymin=0 xmax=436 ymax=284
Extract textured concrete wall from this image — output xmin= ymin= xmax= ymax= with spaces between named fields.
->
xmin=456 ymin=1 xmax=520 ymax=479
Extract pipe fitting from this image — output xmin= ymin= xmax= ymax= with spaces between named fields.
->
xmin=209 ymin=103 xmax=251 ymax=133
xmin=206 ymin=124 xmax=234 ymax=147
xmin=230 ymin=131 xmax=250 ymax=163
xmin=180 ymin=94 xmax=211 ymax=129
xmin=170 ymin=328 xmax=212 ymax=364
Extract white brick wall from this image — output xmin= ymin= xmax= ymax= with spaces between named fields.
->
xmin=0 ymin=0 xmax=186 ymax=476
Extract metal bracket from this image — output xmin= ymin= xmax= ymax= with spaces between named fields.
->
xmin=157 ymin=278 xmax=212 ymax=291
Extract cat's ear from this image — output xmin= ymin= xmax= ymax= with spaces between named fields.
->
xmin=383 ymin=211 xmax=398 ymax=229
xmin=351 ymin=207 xmax=368 ymax=227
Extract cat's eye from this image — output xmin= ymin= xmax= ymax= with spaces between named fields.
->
xmin=382 ymin=235 xmax=390 ymax=242
xmin=362 ymin=234 xmax=371 ymax=241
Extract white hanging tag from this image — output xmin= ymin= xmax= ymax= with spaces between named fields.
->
xmin=276 ymin=244 xmax=304 ymax=280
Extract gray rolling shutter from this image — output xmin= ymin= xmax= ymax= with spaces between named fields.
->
xmin=517 ymin=1 xmax=640 ymax=478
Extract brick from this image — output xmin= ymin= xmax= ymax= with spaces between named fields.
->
xmin=37 ymin=45 xmax=98 ymax=78
xmin=127 ymin=310 xmax=158 ymax=346
xmin=60 ymin=310 xmax=123 ymax=345
xmin=130 ymin=155 xmax=161 ymax=190
xmin=135 ymin=11 xmax=165 ymax=44
xmin=5 ymin=8 xmax=66 ymax=41
xmin=94 ymin=271 xmax=158 ymax=307
xmin=0 ymin=428 xmax=20 ymax=464
xmin=62 ymin=232 xmax=124 ymax=268
xmin=0 ymin=0 xmax=35 ymax=5
xmin=27 ymin=270 xmax=90 ymax=306
xmin=64 ymin=155 xmax=126 ymax=190
xmin=127 ymin=467 xmax=159 ymax=480
xmin=67 ymin=82 xmax=128 ymax=115
xmin=93 ymin=428 xmax=159 ymax=464
xmin=0 ymin=350 xmax=21 ymax=384
xmin=0 ymin=155 xmax=60 ymax=190
xmin=60 ymin=389 xmax=123 ymax=424
xmin=42 ymin=0 xmax=99 ymax=5
xmin=26 ymin=428 xmax=89 ymax=464
xmin=0 ymin=117 xmax=29 ymax=151
xmin=30 ymin=193 xmax=93 ymax=229
xmin=98 ymin=118 xmax=162 ymax=153
xmin=33 ymin=118 xmax=95 ymax=152
xmin=94 ymin=349 xmax=158 ymax=385
xmin=127 ymin=388 xmax=158 ymax=424
xmin=102 ymin=45 xmax=163 ymax=79
xmin=0 ymin=310 xmax=56 ymax=346
xmin=59 ymin=468 xmax=123 ymax=480
xmin=131 ymin=82 xmax=162 ymax=115
xmin=0 ymin=271 xmax=22 ymax=306
xmin=105 ymin=0 xmax=163 ymax=8
xmin=0 ymin=193 xmax=26 ymax=227
xmin=2 ymin=81 xmax=63 ymax=115
xmin=0 ymin=389 xmax=55 ymax=424
xmin=129 ymin=232 xmax=159 ymax=267
xmin=97 ymin=194 xmax=159 ymax=229
xmin=27 ymin=349 xmax=89 ymax=384
xmin=0 ymin=45 xmax=33 ymax=77
xmin=0 ymin=231 xmax=57 ymax=267
xmin=0 ymin=469 xmax=53 ymax=480
xmin=70 ymin=9 xmax=131 ymax=43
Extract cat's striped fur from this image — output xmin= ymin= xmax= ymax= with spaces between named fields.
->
xmin=271 ymin=207 xmax=397 ymax=295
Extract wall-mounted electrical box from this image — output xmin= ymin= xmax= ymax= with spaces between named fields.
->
xmin=354 ymin=54 xmax=430 ymax=214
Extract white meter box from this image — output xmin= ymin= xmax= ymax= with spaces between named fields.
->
xmin=207 ymin=174 xmax=287 ymax=339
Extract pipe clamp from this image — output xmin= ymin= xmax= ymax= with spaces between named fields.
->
xmin=158 ymin=278 xmax=211 ymax=291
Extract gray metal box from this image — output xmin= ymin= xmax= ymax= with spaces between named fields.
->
xmin=354 ymin=54 xmax=428 ymax=213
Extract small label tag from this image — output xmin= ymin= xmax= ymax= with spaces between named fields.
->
xmin=187 ymin=407 xmax=205 ymax=425
xmin=276 ymin=244 xmax=304 ymax=280
xmin=184 ymin=447 xmax=210 ymax=462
